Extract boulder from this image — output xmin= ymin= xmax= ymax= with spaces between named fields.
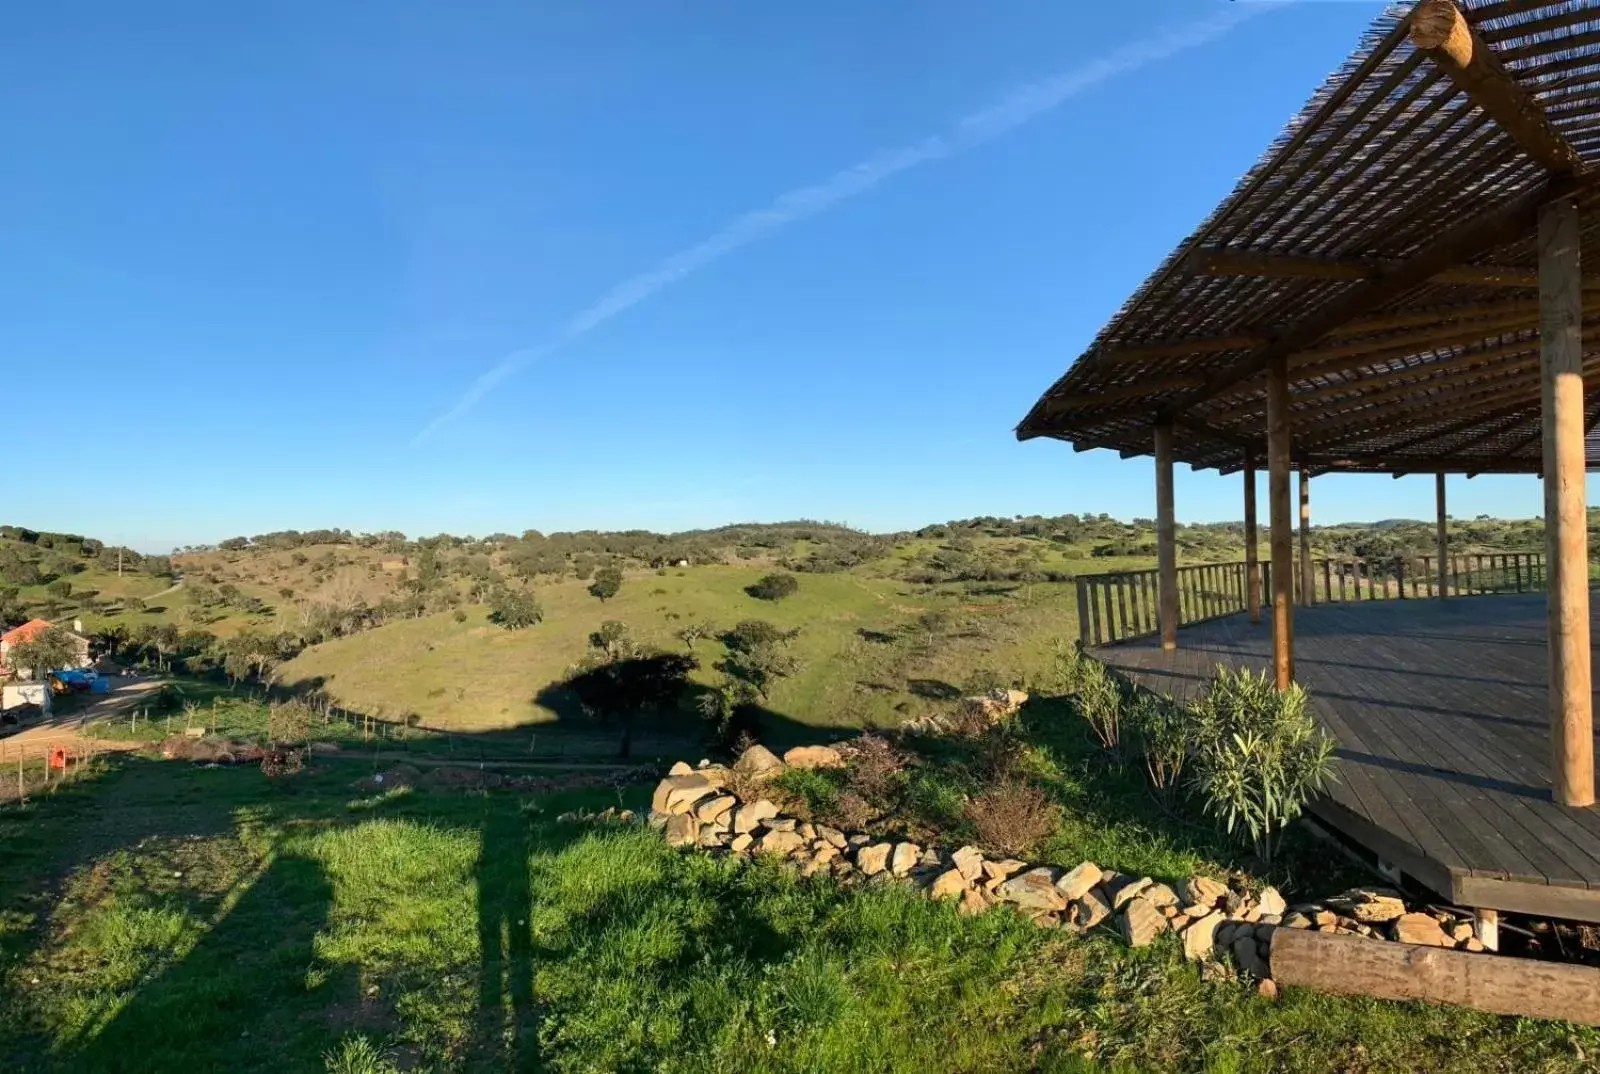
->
xmin=817 ymin=825 xmax=848 ymax=849
xmin=1392 ymin=912 xmax=1452 ymax=947
xmin=757 ymin=829 xmax=807 ymax=856
xmin=783 ymin=745 xmax=844 ymax=769
xmin=1256 ymin=887 xmax=1287 ymax=918
xmin=983 ymin=859 xmax=1028 ymax=888
xmin=664 ymin=813 xmax=698 ymax=847
xmin=1055 ymin=861 xmax=1103 ymax=902
xmin=729 ymin=832 xmax=754 ymax=854
xmin=857 ymin=843 xmax=893 ymax=877
xmin=998 ymin=868 xmax=1068 ymax=913
xmin=929 ymin=868 xmax=968 ymax=901
xmin=1281 ymin=912 xmax=1313 ymax=930
xmin=951 ymin=845 xmax=986 ymax=883
xmin=1182 ymin=910 xmax=1224 ymax=962
xmin=1121 ymin=897 xmax=1168 ymax=948
xmin=694 ymin=795 xmax=737 ymax=824
xmin=1329 ymin=888 xmax=1407 ymax=924
xmin=1232 ymin=935 xmax=1269 ymax=978
xmin=1071 ymin=886 xmax=1112 ymax=931
xmin=697 ymin=764 xmax=732 ymax=790
xmin=1179 ymin=875 xmax=1229 ymax=908
xmin=811 ymin=843 xmax=839 ymax=864
xmin=732 ymin=800 xmax=779 ymax=834
xmin=1111 ymin=877 xmax=1154 ymax=911
xmin=890 ymin=842 xmax=921 ymax=877
xmin=959 ymin=887 xmax=991 ymax=917
xmin=1143 ymin=882 xmax=1180 ymax=910
xmin=697 ymin=824 xmax=728 ymax=849
xmin=668 ymin=760 xmax=694 ymax=776
xmin=766 ymin=817 xmax=798 ymax=833
xmin=732 ymin=744 xmax=786 ymax=782
xmin=654 ymin=774 xmax=717 ymax=815
xmin=1257 ymin=978 xmax=1280 ymax=1002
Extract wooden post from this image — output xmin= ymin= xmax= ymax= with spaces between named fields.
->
xmin=1155 ymin=420 xmax=1179 ymax=652
xmin=1267 ymin=352 xmax=1295 ymax=688
xmin=1436 ymin=472 xmax=1449 ymax=598
xmin=1244 ymin=451 xmax=1261 ymax=624
xmin=1298 ymin=468 xmax=1313 ymax=605
xmin=1541 ymin=195 xmax=1594 ymax=808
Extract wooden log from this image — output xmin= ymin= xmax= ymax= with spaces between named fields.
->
xmin=1298 ymin=469 xmax=1313 ymax=606
xmin=1270 ymin=928 xmax=1600 ymax=1025
xmin=1155 ymin=421 xmax=1179 ymax=652
xmin=1244 ymin=452 xmax=1261 ymax=624
xmin=1410 ymin=0 xmax=1584 ymax=175
xmin=1267 ymin=353 xmax=1295 ymax=688
xmin=1539 ymin=194 xmax=1594 ymax=808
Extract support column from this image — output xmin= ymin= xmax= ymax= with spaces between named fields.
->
xmin=1155 ymin=420 xmax=1179 ymax=652
xmin=1436 ymin=472 xmax=1449 ymax=598
xmin=1267 ymin=353 xmax=1295 ymax=688
xmin=1540 ymin=195 xmax=1593 ymax=808
xmin=1244 ymin=450 xmax=1261 ymax=624
xmin=1299 ymin=468 xmax=1313 ymax=605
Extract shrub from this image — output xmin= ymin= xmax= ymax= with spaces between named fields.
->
xmin=771 ymin=767 xmax=841 ymax=820
xmin=489 ymin=587 xmax=543 ymax=629
xmin=838 ymin=733 xmax=909 ymax=808
xmin=1126 ymin=691 xmax=1191 ymax=793
xmin=452 ymin=608 xmax=468 ymax=623
xmin=588 ymin=566 xmax=623 ymax=602
xmin=1187 ymin=666 xmax=1337 ymax=861
xmin=746 ymin=572 xmax=799 ymax=602
xmin=1073 ymin=657 xmax=1124 ymax=750
xmin=962 ymin=779 xmax=1060 ymax=858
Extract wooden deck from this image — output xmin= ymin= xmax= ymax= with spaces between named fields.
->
xmin=1095 ymin=593 xmax=1600 ymax=921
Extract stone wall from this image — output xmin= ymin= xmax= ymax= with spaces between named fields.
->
xmin=646 ymin=745 xmax=1496 ymax=993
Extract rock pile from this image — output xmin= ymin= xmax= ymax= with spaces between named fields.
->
xmin=555 ymin=806 xmax=637 ymax=825
xmin=647 ymin=748 xmax=1494 ymax=986
xmin=904 ymin=689 xmax=1029 ymax=735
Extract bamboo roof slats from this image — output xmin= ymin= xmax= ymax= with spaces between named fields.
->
xmin=1018 ymin=0 xmax=1600 ymax=474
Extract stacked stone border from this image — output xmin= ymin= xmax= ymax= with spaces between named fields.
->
xmin=644 ymin=745 xmax=1500 ymax=997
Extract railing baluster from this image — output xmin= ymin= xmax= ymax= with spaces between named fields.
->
xmin=1076 ymin=580 xmax=1091 ymax=648
xmin=1088 ymin=580 xmax=1103 ymax=646
xmin=1115 ymin=576 xmax=1131 ymax=641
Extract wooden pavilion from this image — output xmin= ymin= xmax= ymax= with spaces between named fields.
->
xmin=1019 ymin=0 xmax=1600 ymax=925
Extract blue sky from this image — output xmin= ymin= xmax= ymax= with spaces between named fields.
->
xmin=2 ymin=1 xmax=1546 ymax=550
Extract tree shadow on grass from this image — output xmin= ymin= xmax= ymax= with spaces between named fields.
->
xmin=60 ymin=851 xmax=354 ymax=1074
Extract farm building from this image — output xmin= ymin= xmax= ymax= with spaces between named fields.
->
xmin=0 ymin=618 xmax=91 ymax=677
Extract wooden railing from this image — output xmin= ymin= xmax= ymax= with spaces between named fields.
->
xmin=1077 ymin=562 xmax=1247 ymax=648
xmin=1076 ymin=552 xmax=1546 ymax=648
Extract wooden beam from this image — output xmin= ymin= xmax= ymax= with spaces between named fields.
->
xmin=1186 ymin=249 xmax=1600 ymax=290
xmin=1244 ymin=452 xmax=1261 ymax=625
xmin=1267 ymin=353 xmax=1294 ymax=688
xmin=1155 ymin=421 xmax=1179 ymax=652
xmin=1539 ymin=194 xmax=1594 ymax=808
xmin=1169 ymin=174 xmax=1589 ymax=417
xmin=1436 ymin=472 xmax=1449 ymax=598
xmin=1410 ymin=0 xmax=1586 ymax=175
xmin=1270 ymin=929 xmax=1600 ymax=1027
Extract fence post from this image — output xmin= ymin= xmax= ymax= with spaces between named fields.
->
xmin=1075 ymin=581 xmax=1091 ymax=649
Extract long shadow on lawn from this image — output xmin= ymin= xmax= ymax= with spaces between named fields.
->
xmin=477 ymin=806 xmax=539 ymax=1071
xmin=63 ymin=851 xmax=353 ymax=1074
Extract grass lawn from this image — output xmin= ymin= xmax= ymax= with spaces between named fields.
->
xmin=3 ymin=704 xmax=1598 ymax=1073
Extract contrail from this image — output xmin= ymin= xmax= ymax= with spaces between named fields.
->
xmin=415 ymin=6 xmax=1263 ymax=441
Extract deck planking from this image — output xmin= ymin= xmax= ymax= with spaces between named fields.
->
xmin=1094 ymin=593 xmax=1600 ymax=921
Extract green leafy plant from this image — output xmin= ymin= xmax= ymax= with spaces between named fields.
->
xmin=488 ymin=587 xmax=543 ymax=629
xmin=1126 ymin=691 xmax=1191 ymax=793
xmin=1187 ymin=666 xmax=1337 ymax=861
xmin=1072 ymin=656 xmax=1124 ymax=751
xmin=745 ymin=572 xmax=799 ymax=601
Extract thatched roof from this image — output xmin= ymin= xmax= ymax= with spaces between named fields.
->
xmin=1018 ymin=0 xmax=1600 ymax=475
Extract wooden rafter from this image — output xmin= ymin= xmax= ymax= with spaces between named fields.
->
xmin=1182 ymin=248 xmax=1600 ymax=289
xmin=1156 ymin=172 xmax=1590 ymax=418
xmin=1410 ymin=0 xmax=1586 ymax=175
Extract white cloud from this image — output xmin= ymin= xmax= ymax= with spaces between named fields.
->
xmin=415 ymin=5 xmax=1262 ymax=441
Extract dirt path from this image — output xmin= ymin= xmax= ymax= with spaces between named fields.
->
xmin=1 ymin=679 xmax=164 ymax=758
